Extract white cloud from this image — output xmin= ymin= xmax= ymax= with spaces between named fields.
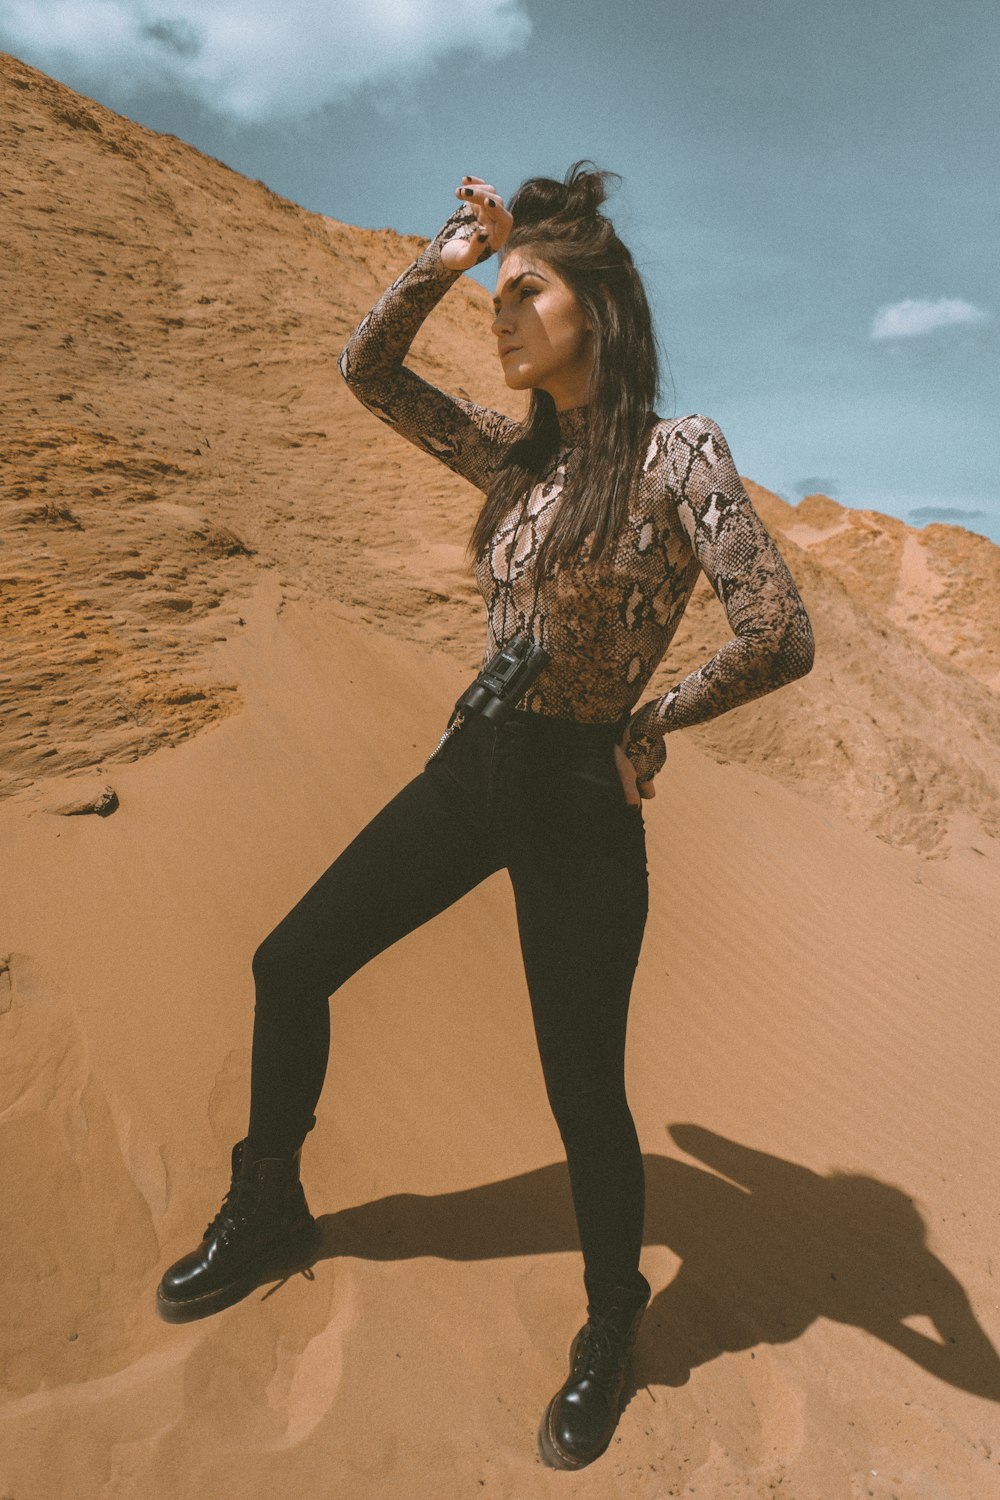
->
xmin=870 ymin=297 xmax=990 ymax=341
xmin=0 ymin=0 xmax=532 ymax=122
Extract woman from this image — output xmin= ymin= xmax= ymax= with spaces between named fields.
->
xmin=155 ymin=163 xmax=815 ymax=1469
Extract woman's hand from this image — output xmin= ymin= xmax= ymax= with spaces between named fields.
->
xmin=614 ymin=742 xmax=656 ymax=805
xmin=440 ymin=176 xmax=514 ymax=270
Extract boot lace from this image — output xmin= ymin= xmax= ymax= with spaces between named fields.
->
xmin=573 ymin=1308 xmax=637 ymax=1391
xmin=203 ymin=1174 xmax=261 ymax=1244
xmin=569 ymin=1290 xmax=650 ymax=1392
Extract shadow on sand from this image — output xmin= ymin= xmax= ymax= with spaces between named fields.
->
xmin=312 ymin=1124 xmax=1000 ymax=1403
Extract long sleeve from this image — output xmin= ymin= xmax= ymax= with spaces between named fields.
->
xmin=623 ymin=414 xmax=815 ymax=785
xmin=337 ymin=204 xmax=519 ymax=493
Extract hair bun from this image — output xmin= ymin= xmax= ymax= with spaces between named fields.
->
xmin=509 ymin=159 xmax=620 ymax=231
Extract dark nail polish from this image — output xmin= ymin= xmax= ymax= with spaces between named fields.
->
xmin=487 ymin=197 xmax=496 ymax=207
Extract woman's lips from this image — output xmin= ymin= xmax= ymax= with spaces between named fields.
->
xmin=500 ymin=345 xmax=521 ymax=360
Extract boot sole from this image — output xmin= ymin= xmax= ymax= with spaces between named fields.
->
xmin=155 ymin=1220 xmax=322 ymax=1324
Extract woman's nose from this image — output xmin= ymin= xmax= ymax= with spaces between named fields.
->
xmin=491 ymin=309 xmax=512 ymax=338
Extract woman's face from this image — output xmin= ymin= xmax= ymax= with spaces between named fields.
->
xmin=491 ymin=249 xmax=594 ymax=409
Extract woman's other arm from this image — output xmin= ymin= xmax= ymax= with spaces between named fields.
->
xmin=338 ymin=194 xmax=517 ymax=494
xmin=623 ymin=414 xmax=815 ymax=787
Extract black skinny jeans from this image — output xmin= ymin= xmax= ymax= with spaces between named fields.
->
xmin=248 ymin=705 xmax=651 ymax=1305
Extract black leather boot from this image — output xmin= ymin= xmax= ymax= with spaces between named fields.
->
xmin=538 ymin=1281 xmax=651 ymax=1469
xmin=156 ymin=1138 xmax=321 ymax=1323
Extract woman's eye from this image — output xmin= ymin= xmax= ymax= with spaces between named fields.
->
xmin=519 ymin=287 xmax=537 ymax=300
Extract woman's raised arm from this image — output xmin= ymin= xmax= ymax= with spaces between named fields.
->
xmin=338 ymin=184 xmax=518 ymax=494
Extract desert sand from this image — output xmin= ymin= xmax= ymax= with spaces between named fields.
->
xmin=2 ymin=50 xmax=999 ymax=1500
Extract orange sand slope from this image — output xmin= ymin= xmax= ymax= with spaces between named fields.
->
xmin=2 ymin=52 xmax=999 ymax=1500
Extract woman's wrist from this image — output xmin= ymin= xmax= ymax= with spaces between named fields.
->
xmin=621 ymin=703 xmax=668 ymax=785
xmin=423 ymin=204 xmax=495 ymax=272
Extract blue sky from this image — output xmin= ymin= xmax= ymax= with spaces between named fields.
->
xmin=4 ymin=0 xmax=997 ymax=543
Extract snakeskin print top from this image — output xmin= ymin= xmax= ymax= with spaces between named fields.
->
xmin=338 ymin=205 xmax=815 ymax=785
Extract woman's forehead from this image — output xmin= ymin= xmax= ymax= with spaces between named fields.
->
xmin=494 ymin=249 xmax=553 ymax=294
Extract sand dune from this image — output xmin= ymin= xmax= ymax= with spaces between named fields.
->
xmin=2 ymin=51 xmax=999 ymax=1500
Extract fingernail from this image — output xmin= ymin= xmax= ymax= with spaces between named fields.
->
xmin=486 ymin=197 xmax=496 ymax=207
xmin=463 ymin=187 xmax=474 ymax=197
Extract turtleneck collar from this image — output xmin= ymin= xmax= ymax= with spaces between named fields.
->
xmin=555 ymin=403 xmax=589 ymax=449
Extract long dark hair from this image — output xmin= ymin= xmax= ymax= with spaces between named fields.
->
xmin=467 ymin=161 xmax=663 ymax=578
